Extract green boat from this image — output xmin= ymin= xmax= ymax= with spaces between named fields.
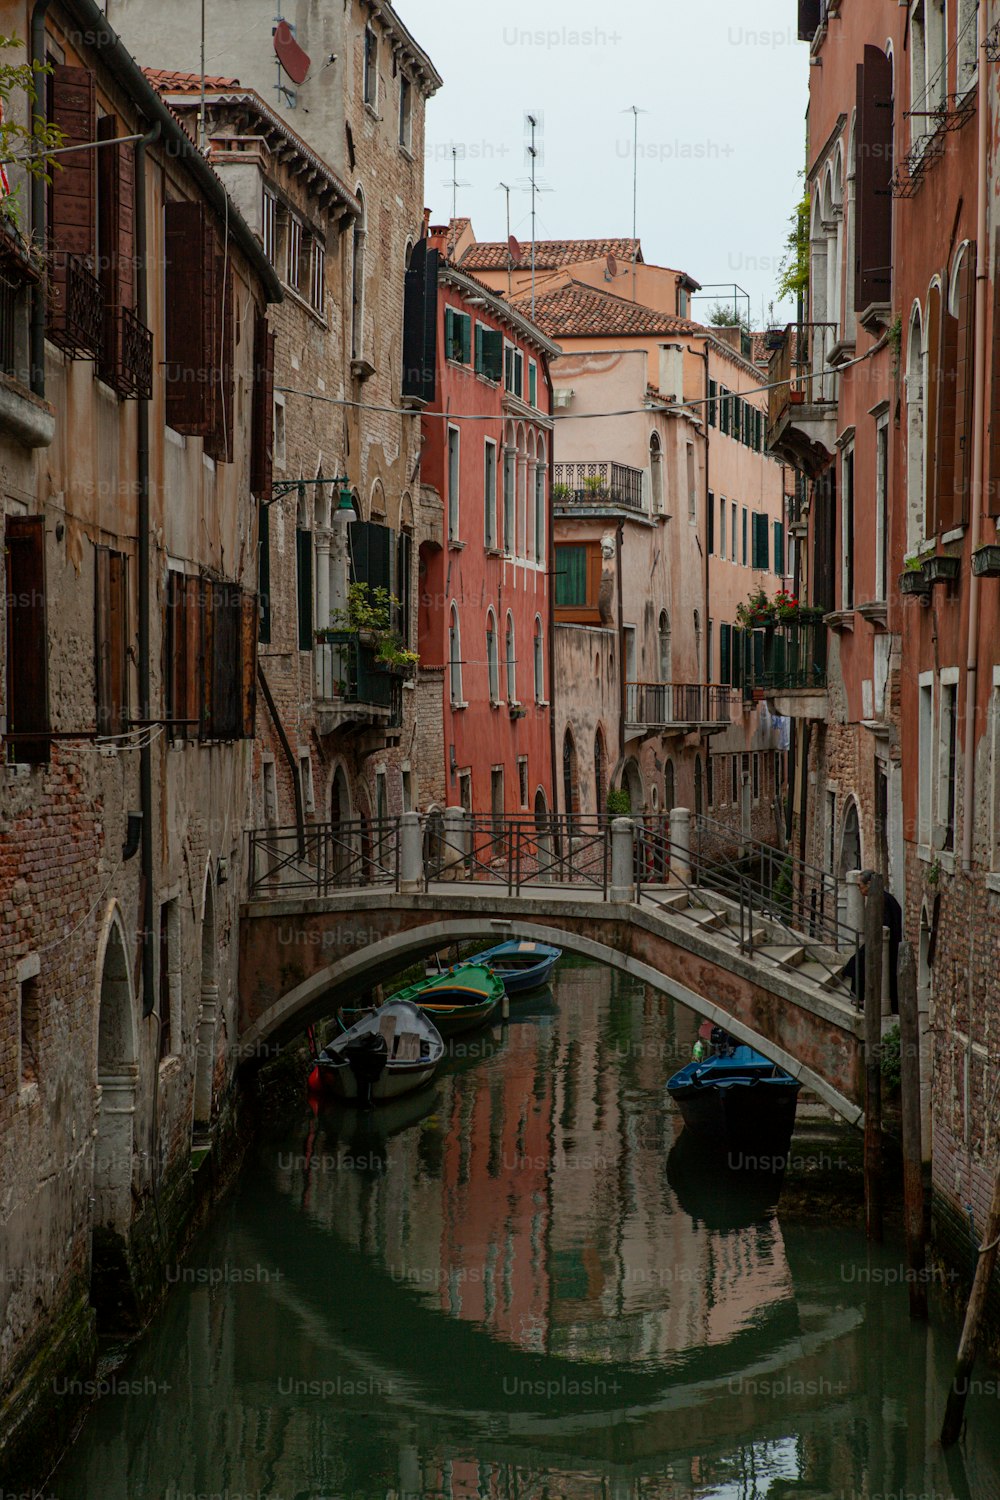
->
xmin=392 ymin=962 xmax=504 ymax=1037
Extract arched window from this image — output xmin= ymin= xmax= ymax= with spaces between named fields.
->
xmin=594 ymin=728 xmax=606 ymax=812
xmin=486 ymin=610 xmax=499 ymax=704
xmin=650 ymin=432 xmax=664 ymax=513
xmin=906 ymin=303 xmax=925 ymax=549
xmin=563 ymin=728 xmax=578 ymax=821
xmin=505 ymin=612 xmax=517 ymax=703
xmin=533 ymin=615 xmax=544 ymax=702
xmin=503 ymin=426 xmax=516 ymax=553
xmin=352 ymin=188 xmax=366 ymax=362
xmin=924 ymin=281 xmax=942 ymax=534
xmin=658 ymin=610 xmax=672 ymax=683
xmin=957 ymin=0 xmax=979 ymax=95
xmin=449 ymin=604 xmax=463 ymax=706
xmin=664 ymin=760 xmax=675 ymax=814
xmin=694 ymin=756 xmax=704 ymax=817
xmin=525 ymin=431 xmax=536 ymax=559
xmin=534 ymin=436 xmax=547 ymax=561
xmin=516 ymin=425 xmax=527 ymax=556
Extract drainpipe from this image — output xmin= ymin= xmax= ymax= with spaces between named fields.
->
xmin=136 ymin=120 xmax=161 ymax=1020
xmin=616 ymin=518 xmax=626 ymax=775
xmin=961 ymin=0 xmax=988 ymax=874
xmin=29 ymin=0 xmax=53 ymax=397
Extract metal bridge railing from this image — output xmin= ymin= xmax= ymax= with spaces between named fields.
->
xmin=248 ymin=818 xmax=401 ymax=899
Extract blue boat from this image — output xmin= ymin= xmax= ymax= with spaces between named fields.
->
xmin=666 ymin=1030 xmax=801 ymax=1162
xmin=469 ymin=939 xmax=562 ymax=995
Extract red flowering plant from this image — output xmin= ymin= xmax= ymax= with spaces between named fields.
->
xmin=735 ymin=587 xmax=771 ymax=629
xmin=772 ymin=588 xmax=800 ymax=621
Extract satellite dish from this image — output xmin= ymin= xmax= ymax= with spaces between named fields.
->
xmin=274 ymin=20 xmax=311 ymax=87
xmin=508 ymin=235 xmax=522 ymax=266
xmin=606 ymin=254 xmax=618 ymax=280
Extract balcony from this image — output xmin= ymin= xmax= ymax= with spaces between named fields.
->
xmin=100 ymin=303 xmax=153 ymax=400
xmin=756 ymin=617 xmax=828 ymax=720
xmin=766 ymin=323 xmax=839 ymax=478
xmin=314 ymin=630 xmax=403 ymax=736
xmin=553 ymin=462 xmax=646 ymax=513
xmin=47 ymin=253 xmax=103 ymax=360
xmin=625 ymin=682 xmax=734 ymax=735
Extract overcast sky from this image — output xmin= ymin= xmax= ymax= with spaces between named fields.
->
xmin=402 ymin=0 xmax=809 ymax=328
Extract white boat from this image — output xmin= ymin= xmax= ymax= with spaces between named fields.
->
xmin=308 ymin=1000 xmax=444 ymax=1105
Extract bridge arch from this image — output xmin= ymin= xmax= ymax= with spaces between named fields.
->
xmin=240 ymin=915 xmax=862 ymax=1126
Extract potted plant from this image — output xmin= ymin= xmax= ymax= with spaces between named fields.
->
xmin=330 ymin=582 xmax=420 ymax=673
xmin=899 ymin=558 xmax=930 ymax=597
xmin=606 ymin=787 xmax=631 ymax=816
xmin=972 ymin=543 xmax=1000 ymax=577
xmin=736 ymin=586 xmax=772 ymax=629
xmin=923 ymin=553 xmax=960 ymax=585
xmin=552 ymin=482 xmax=571 ymax=501
xmin=772 ymin=588 xmax=802 ymax=622
xmin=583 ymin=474 xmax=609 ymax=500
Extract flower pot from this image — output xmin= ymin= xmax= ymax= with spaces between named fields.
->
xmin=923 ymin=554 xmax=960 ymax=585
xmin=788 ymin=389 xmax=805 ymax=406
xmin=752 ymin=687 xmax=766 ymax=703
xmin=899 ymin=569 xmax=930 ymax=598
xmin=357 ymin=628 xmax=379 ymax=647
xmin=972 ymin=544 xmax=1000 ymax=578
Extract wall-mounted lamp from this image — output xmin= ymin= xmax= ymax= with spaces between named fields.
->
xmin=122 ymin=812 xmax=143 ymax=862
xmin=449 ymin=744 xmax=457 ymax=778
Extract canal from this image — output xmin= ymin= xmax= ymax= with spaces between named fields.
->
xmin=55 ymin=959 xmax=1000 ymax=1499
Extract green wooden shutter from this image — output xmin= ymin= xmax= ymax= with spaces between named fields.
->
xmin=529 ymin=360 xmax=537 ymax=407
xmin=774 ymin=520 xmax=784 ymax=576
xmin=720 ymin=623 xmax=732 ymax=685
xmin=555 ymin=545 xmax=587 ymax=607
xmin=475 ymin=322 xmax=483 ymax=373
xmin=460 ymin=313 xmax=471 ymax=364
xmin=296 ymin=528 xmax=313 ymax=650
xmin=444 ymin=306 xmax=454 ymax=359
xmin=482 ymin=329 xmax=503 ymax=382
xmin=707 ymin=491 xmax=715 ymax=553
xmin=708 ymin=379 xmax=717 ymax=427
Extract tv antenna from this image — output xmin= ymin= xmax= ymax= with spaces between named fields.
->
xmin=524 ymin=112 xmax=546 ymax=321
xmin=498 ymin=181 xmax=515 ymax=294
xmin=622 ymin=105 xmax=647 ymax=300
xmin=445 ymin=146 xmax=470 ymax=221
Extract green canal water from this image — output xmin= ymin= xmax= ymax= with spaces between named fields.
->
xmin=54 ymin=960 xmax=1000 ymax=1499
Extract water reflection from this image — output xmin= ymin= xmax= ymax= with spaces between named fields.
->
xmin=54 ymin=961 xmax=1000 ymax=1500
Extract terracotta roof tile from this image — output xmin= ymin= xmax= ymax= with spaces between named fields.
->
xmin=460 ymin=237 xmax=643 ymax=273
xmin=509 ymin=279 xmax=702 ymax=340
xmin=143 ymin=68 xmax=240 ymax=93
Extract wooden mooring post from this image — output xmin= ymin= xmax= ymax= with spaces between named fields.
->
xmin=863 ymin=872 xmax=884 ymax=1243
xmin=941 ymin=1166 xmax=1000 ymax=1446
xmin=897 ymin=940 xmax=927 ymax=1319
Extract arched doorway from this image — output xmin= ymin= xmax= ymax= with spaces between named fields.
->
xmin=594 ymin=727 xmax=607 ymax=814
xmin=94 ymin=909 xmax=137 ymax=1234
xmin=694 ymin=756 xmax=704 ymax=817
xmin=562 ymin=728 xmax=579 ymax=826
xmin=839 ymin=800 xmax=862 ymax=876
xmin=192 ymin=874 xmax=217 ymax=1140
xmin=623 ymin=757 xmax=643 ymax=814
xmin=534 ymin=788 xmax=549 ymax=834
xmin=330 ymin=763 xmax=352 ymax=886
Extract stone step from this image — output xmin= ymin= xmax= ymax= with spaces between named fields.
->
xmin=656 ymin=890 xmax=690 ymax=913
xmin=797 ymin=958 xmax=848 ymax=992
xmin=755 ymin=943 xmax=807 ymax=968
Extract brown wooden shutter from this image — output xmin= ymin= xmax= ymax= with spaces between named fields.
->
xmin=205 ymin=258 xmax=234 ymax=463
xmin=954 ymin=245 xmax=976 ymax=523
xmin=990 ymin=234 xmax=1000 ymax=513
xmin=97 ymin=117 xmax=137 ymax=388
xmin=924 ymin=285 xmax=942 ymax=535
xmin=184 ymin=575 xmax=201 ymax=736
xmin=250 ymin=310 xmax=276 ymax=500
xmin=855 ymin=47 xmax=893 ymax=313
xmin=165 ymin=200 xmax=217 ymax=435
xmin=95 ymin=548 xmax=128 ymax=736
xmin=5 ymin=516 xmax=50 ymax=763
xmin=241 ymin=591 xmax=259 ymax=738
xmin=935 ymin=308 xmax=959 ymax=533
xmin=48 ymin=66 xmax=96 ymax=336
xmin=198 ymin=576 xmax=214 ymax=738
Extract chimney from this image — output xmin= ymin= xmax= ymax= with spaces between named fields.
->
xmin=658 ymin=343 xmax=684 ymax=403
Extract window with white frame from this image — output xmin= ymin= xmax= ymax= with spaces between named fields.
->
xmin=449 ymin=605 xmax=463 ymax=705
xmin=957 ymin=0 xmax=980 ymax=95
xmin=309 ymin=240 xmax=325 ymax=314
xmin=504 ymin=343 xmax=524 ymax=398
xmin=505 ymin=613 xmax=517 ymax=703
xmin=486 ymin=611 xmax=499 ymax=704
xmin=939 ymin=669 xmax=959 ymax=853
xmin=484 ymin=439 xmax=497 ymax=549
xmin=719 ymin=496 xmax=726 ymax=559
xmin=363 ymin=25 xmax=378 ymax=107
xmin=918 ymin=673 xmax=934 ymax=847
xmin=731 ymin=501 xmax=737 ymax=562
xmin=534 ymin=455 xmax=545 ymax=561
xmin=533 ymin=616 xmax=544 ymax=701
xmin=399 ymin=73 xmax=412 ymax=149
xmin=447 ymin=426 xmax=460 ymax=542
xmin=503 ymin=446 xmax=515 ymax=552
xmin=262 ymin=189 xmax=277 ymax=264
xmin=910 ymin=1 xmax=946 ymax=149
xmin=286 ymin=215 xmax=302 ymax=293
xmin=686 ymin=443 xmax=697 ymax=523
xmin=875 ymin=414 xmax=889 ymax=601
xmin=842 ymin=442 xmax=855 ymax=609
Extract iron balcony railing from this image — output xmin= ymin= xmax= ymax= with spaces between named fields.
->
xmin=625 ymin=682 xmax=734 ymax=728
xmin=0 ymin=273 xmax=17 ymax=378
xmin=47 ymin=253 xmax=103 ymax=359
xmin=101 ymin=303 xmax=153 ymax=400
xmin=754 ymin=617 xmax=828 ymax=693
xmin=552 ymin=461 xmax=646 ymax=511
xmin=767 ymin=322 xmax=839 ymax=436
xmin=315 ymin=630 xmax=403 ymax=727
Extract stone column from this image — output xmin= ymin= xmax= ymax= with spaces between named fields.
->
xmin=845 ymin=869 xmax=864 ymax=945
xmin=536 ymin=828 xmax=552 ymax=885
xmin=400 ymin=811 xmax=423 ymax=893
xmin=441 ymin=806 xmax=468 ymax=882
xmin=669 ymin=806 xmax=691 ymax=886
xmin=741 ymin=771 xmax=752 ymax=854
xmin=330 ymin=507 xmax=352 ymax=620
xmin=315 ymin=530 xmax=332 ymax=633
xmin=610 ymin=817 xmax=635 ymax=903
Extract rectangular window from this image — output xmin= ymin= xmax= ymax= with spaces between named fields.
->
xmin=158 ymin=899 xmax=180 ymax=1062
xmin=719 ymin=387 xmax=730 ymax=436
xmin=918 ymin=674 xmax=934 ymax=847
xmin=731 ymin=502 xmax=737 ymax=562
xmin=286 ymin=215 xmax=302 ymax=293
xmin=686 ymin=443 xmax=697 ymax=523
xmin=262 ymin=189 xmax=277 ymax=264
xmin=484 ymin=439 xmax=498 ymax=548
xmin=518 ymin=756 xmax=529 ymax=809
xmin=720 ymin=622 xmax=732 ymax=685
xmin=504 ymin=343 xmax=523 ymax=397
xmin=731 ymin=752 xmax=739 ymax=804
xmin=555 ymin=544 xmax=589 ymax=607
xmin=503 ymin=448 xmax=515 ymax=552
xmin=528 ymin=359 xmax=538 ymax=407
xmin=476 ymin=325 xmax=504 ymax=381
xmin=534 ymin=463 xmax=545 ymax=562
xmin=309 ymin=240 xmax=325 ymax=314
xmin=707 ymin=490 xmax=715 ymax=553
xmin=364 ymin=25 xmax=378 ymax=106
xmin=708 ymin=379 xmax=717 ymax=427
xmin=448 ymin=425 xmax=461 ymax=542
xmin=773 ymin=520 xmax=785 ymax=579
xmin=940 ymin=672 xmax=959 ymax=852
xmin=707 ymin=618 xmax=714 ymax=681
xmin=875 ymin=417 xmax=889 ymax=601
xmin=719 ymin=496 xmax=726 ymax=559
xmin=5 ymin=515 xmax=50 ymax=764
xmin=19 ymin=972 xmax=40 ymax=1088
xmin=164 ymin=199 xmax=218 ymax=438
xmin=95 ymin=547 xmax=129 ymax=738
xmin=842 ymin=445 xmax=855 ymax=609
xmin=742 ymin=506 xmax=748 ymax=567
xmin=445 ymin=306 xmax=471 ymax=364
xmin=296 ymin=526 xmax=313 ymax=649
xmin=398 ymin=73 xmax=412 ymax=149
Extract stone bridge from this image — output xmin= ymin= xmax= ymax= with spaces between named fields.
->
xmin=239 ymin=810 xmax=867 ymax=1125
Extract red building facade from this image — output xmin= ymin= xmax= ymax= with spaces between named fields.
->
xmin=417 ymin=238 xmax=559 ymax=821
